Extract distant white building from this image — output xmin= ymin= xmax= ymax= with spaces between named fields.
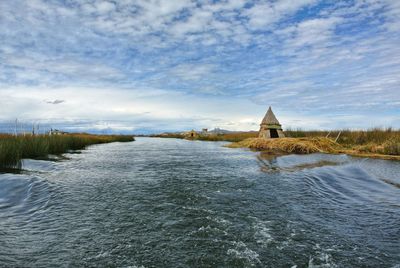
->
xmin=48 ymin=129 xmax=68 ymax=135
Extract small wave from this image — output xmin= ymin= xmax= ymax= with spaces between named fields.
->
xmin=21 ymin=159 xmax=58 ymax=172
xmin=205 ymin=215 xmax=231 ymax=227
xmin=302 ymin=163 xmax=400 ymax=207
xmin=355 ymin=158 xmax=400 ymax=189
xmin=307 ymin=244 xmax=337 ymax=268
xmin=252 ymin=218 xmax=274 ymax=247
xmin=190 ymin=225 xmax=228 ymax=237
xmin=257 ymin=153 xmax=349 ymax=173
xmin=0 ymin=174 xmax=50 ymax=219
xmin=227 ymin=241 xmax=261 ymax=265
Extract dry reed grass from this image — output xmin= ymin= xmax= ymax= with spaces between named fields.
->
xmin=0 ymin=133 xmax=134 ymax=169
xmin=227 ymin=137 xmax=340 ymax=154
xmin=156 ymin=128 xmax=400 ymax=158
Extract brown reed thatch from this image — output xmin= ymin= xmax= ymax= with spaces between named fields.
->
xmin=261 ymin=106 xmax=281 ymax=125
xmin=259 ymin=106 xmax=285 ymax=138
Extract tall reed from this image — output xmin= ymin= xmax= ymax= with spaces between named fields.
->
xmin=0 ymin=134 xmax=134 ymax=169
xmin=284 ymin=128 xmax=400 ymax=146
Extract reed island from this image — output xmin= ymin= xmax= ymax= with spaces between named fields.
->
xmin=0 ymin=133 xmax=135 ymax=169
xmin=156 ymin=106 xmax=400 ymax=160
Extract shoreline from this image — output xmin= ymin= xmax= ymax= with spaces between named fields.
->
xmin=226 ymin=137 xmax=400 ymax=161
xmin=150 ymin=135 xmax=400 ymax=161
xmin=0 ymin=133 xmax=135 ymax=170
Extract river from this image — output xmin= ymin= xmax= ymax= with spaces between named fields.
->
xmin=0 ymin=137 xmax=399 ymax=267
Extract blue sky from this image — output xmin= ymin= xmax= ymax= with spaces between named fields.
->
xmin=1 ymin=0 xmax=400 ymax=133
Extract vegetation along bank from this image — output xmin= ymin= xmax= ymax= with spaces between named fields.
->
xmin=0 ymin=133 xmax=135 ymax=170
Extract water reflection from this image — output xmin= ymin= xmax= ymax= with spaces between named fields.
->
xmin=257 ymin=152 xmax=348 ymax=172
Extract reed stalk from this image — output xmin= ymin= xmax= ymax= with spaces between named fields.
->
xmin=0 ymin=134 xmax=134 ymax=169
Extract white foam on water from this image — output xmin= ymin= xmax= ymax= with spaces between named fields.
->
xmin=205 ymin=215 xmax=231 ymax=227
xmin=275 ymin=223 xmax=301 ymax=251
xmin=227 ymin=241 xmax=261 ymax=265
xmin=190 ymin=225 xmax=228 ymax=236
xmin=182 ymin=206 xmax=216 ymax=214
xmin=307 ymin=244 xmax=338 ymax=268
xmin=93 ymin=251 xmax=111 ymax=259
xmin=251 ymin=217 xmax=274 ymax=247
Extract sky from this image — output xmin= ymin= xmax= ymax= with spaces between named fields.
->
xmin=1 ymin=0 xmax=400 ymax=134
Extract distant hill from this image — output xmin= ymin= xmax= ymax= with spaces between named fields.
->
xmin=207 ymin=128 xmax=232 ymax=134
xmin=208 ymin=128 xmax=257 ymax=134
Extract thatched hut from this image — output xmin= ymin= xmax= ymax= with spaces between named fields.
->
xmin=259 ymin=106 xmax=285 ymax=138
xmin=185 ymin=130 xmax=199 ymax=138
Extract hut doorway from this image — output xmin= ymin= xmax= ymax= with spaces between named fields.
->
xmin=270 ymin=129 xmax=279 ymax=138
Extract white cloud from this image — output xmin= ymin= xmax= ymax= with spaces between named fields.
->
xmin=290 ymin=17 xmax=342 ymax=47
xmin=0 ymin=86 xmax=268 ymax=131
xmin=244 ymin=0 xmax=318 ymax=30
xmin=383 ymin=0 xmax=400 ymax=31
xmin=95 ymin=1 xmax=116 ymax=14
xmin=1 ymin=0 xmax=400 ymax=131
xmin=170 ymin=63 xmax=215 ymax=81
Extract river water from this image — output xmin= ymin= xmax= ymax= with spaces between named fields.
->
xmin=0 ymin=138 xmax=399 ymax=267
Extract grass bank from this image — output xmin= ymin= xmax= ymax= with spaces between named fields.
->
xmin=227 ymin=137 xmax=341 ymax=154
xmin=192 ymin=132 xmax=258 ymax=142
xmin=0 ymin=133 xmax=135 ymax=169
xmin=154 ymin=128 xmax=400 ymax=159
xmin=152 ymin=132 xmax=258 ymax=142
xmin=284 ymin=128 xmax=400 ymax=157
xmin=227 ymin=134 xmax=400 ymax=160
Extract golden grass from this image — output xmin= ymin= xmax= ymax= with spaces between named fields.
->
xmin=285 ymin=128 xmax=400 ymax=146
xmin=153 ymin=132 xmax=258 ymax=142
xmin=0 ymin=133 xmax=135 ymax=169
xmin=227 ymin=136 xmax=400 ymax=160
xmin=227 ymin=137 xmax=341 ymax=154
xmin=195 ymin=132 xmax=258 ymax=142
xmin=155 ymin=128 xmax=400 ymax=159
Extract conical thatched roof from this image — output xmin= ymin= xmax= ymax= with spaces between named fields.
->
xmin=261 ymin=106 xmax=281 ymax=125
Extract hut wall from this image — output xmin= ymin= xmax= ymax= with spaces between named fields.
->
xmin=259 ymin=128 xmax=271 ymax=138
xmin=259 ymin=127 xmax=285 ymax=139
xmin=277 ymin=129 xmax=285 ymax=138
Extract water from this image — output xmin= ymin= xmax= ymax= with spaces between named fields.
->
xmin=1 ymin=137 xmax=399 ymax=267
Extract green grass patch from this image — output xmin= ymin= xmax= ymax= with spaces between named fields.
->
xmin=0 ymin=134 xmax=135 ymax=169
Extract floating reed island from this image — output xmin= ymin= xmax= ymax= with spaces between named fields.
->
xmin=227 ymin=107 xmax=340 ymax=154
xmin=156 ymin=106 xmax=400 ymax=160
xmin=0 ymin=133 xmax=135 ymax=169
xmin=226 ymin=135 xmax=400 ymax=160
xmin=226 ymin=137 xmax=340 ymax=154
xmin=227 ymin=107 xmax=400 ymax=160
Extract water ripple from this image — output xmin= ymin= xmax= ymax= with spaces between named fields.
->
xmin=0 ymin=138 xmax=399 ymax=267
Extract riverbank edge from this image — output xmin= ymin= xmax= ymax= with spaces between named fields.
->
xmin=225 ymin=137 xmax=400 ymax=161
xmin=0 ymin=134 xmax=135 ymax=170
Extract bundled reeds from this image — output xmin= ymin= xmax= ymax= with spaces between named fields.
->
xmin=156 ymin=128 xmax=400 ymax=158
xmin=227 ymin=137 xmax=340 ymax=154
xmin=284 ymin=128 xmax=400 ymax=145
xmin=0 ymin=134 xmax=134 ymax=169
xmin=152 ymin=132 xmax=258 ymax=142
xmin=195 ymin=132 xmax=258 ymax=142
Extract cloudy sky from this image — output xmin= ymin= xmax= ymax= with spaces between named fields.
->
xmin=1 ymin=0 xmax=400 ymax=133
